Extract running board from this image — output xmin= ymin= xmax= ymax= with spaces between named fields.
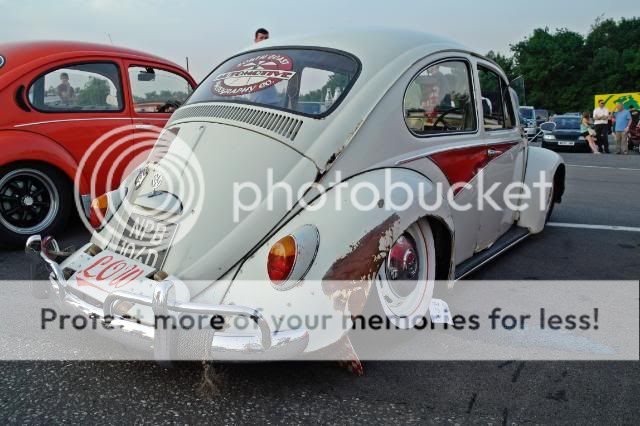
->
xmin=454 ymin=226 xmax=530 ymax=280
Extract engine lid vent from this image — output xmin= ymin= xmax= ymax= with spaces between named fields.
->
xmin=169 ymin=104 xmax=303 ymax=141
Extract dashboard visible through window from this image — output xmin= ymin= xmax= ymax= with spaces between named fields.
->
xmin=403 ymin=60 xmax=477 ymax=136
xmin=128 ymin=66 xmax=193 ymax=113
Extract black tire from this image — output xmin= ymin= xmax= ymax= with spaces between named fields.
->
xmin=0 ymin=162 xmax=73 ymax=247
xmin=545 ymin=179 xmax=555 ymax=223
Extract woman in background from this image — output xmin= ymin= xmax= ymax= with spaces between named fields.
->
xmin=581 ymin=112 xmax=600 ymax=154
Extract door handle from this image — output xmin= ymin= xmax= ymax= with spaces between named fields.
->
xmin=134 ymin=124 xmax=154 ymax=130
xmin=487 ymin=148 xmax=501 ymax=157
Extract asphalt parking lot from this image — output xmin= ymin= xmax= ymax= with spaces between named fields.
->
xmin=0 ymin=146 xmax=638 ymax=424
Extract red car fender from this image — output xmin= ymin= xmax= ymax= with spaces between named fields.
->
xmin=0 ymin=129 xmax=90 ymax=195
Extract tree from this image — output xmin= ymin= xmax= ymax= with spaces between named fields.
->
xmin=489 ymin=17 xmax=640 ymax=113
xmin=76 ymin=77 xmax=110 ymax=107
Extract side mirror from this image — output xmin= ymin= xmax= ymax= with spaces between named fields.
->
xmin=540 ymin=122 xmax=556 ymax=132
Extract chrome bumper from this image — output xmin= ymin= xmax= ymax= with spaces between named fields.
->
xmin=25 ymin=235 xmax=309 ymax=361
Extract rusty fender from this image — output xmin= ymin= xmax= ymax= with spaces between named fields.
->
xmin=219 ymin=168 xmax=454 ymax=351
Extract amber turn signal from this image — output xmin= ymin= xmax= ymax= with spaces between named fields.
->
xmin=89 ymin=193 xmax=108 ymax=229
xmin=267 ymin=235 xmax=297 ymax=283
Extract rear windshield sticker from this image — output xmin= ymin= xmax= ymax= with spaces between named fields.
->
xmin=211 ymin=53 xmax=295 ymax=97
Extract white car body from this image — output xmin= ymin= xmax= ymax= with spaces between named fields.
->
xmin=28 ymin=29 xmax=565 ymax=361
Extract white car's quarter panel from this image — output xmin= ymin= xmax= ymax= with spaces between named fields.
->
xmin=213 ymin=168 xmax=453 ymax=351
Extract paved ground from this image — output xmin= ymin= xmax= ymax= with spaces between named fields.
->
xmin=0 ymin=147 xmax=638 ymax=424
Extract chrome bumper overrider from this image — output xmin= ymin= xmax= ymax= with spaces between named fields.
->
xmin=25 ymin=235 xmax=309 ymax=361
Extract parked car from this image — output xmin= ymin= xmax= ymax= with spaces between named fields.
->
xmin=27 ymin=30 xmax=565 ymax=362
xmin=0 ymin=41 xmax=196 ymax=245
xmin=519 ymin=106 xmax=538 ymax=138
xmin=535 ymin=109 xmax=551 ymax=126
xmin=542 ymin=115 xmax=590 ymax=152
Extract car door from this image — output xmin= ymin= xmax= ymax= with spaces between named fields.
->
xmin=24 ymin=59 xmax=134 ymax=196
xmin=123 ymin=62 xmax=195 ymax=168
xmin=474 ymin=61 xmax=525 ymax=251
xmin=125 ymin=63 xmax=194 ymax=132
xmin=401 ymin=56 xmax=484 ymax=264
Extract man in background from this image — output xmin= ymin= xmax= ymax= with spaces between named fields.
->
xmin=612 ymin=103 xmax=632 ymax=155
xmin=255 ymin=28 xmax=269 ymax=43
xmin=593 ymin=99 xmax=610 ymax=153
xmin=628 ymin=105 xmax=639 ymax=152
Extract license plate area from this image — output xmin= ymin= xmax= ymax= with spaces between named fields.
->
xmin=109 ymin=212 xmax=178 ymax=270
xmin=558 ymin=140 xmax=575 ymax=146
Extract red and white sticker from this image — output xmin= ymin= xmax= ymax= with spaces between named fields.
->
xmin=212 ymin=53 xmax=295 ymax=97
xmin=70 ymin=251 xmax=155 ymax=299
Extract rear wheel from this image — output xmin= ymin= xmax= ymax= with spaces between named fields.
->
xmin=0 ymin=163 xmax=72 ymax=247
xmin=373 ymin=220 xmax=436 ymax=329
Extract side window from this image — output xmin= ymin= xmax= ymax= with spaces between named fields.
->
xmin=403 ymin=60 xmax=476 ymax=136
xmin=28 ymin=62 xmax=123 ymax=112
xmin=478 ymin=66 xmax=515 ymax=130
xmin=128 ymin=66 xmax=193 ymax=113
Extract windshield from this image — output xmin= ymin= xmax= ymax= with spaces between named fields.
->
xmin=535 ymin=109 xmax=549 ymax=119
xmin=553 ymin=117 xmax=580 ymax=130
xmin=186 ymin=49 xmax=360 ymax=117
xmin=519 ymin=107 xmax=535 ymax=119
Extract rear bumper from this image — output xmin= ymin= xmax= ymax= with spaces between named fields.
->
xmin=25 ymin=235 xmax=309 ymax=361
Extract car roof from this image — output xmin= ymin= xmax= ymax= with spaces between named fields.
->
xmin=0 ymin=40 xmax=189 ymax=88
xmin=234 ymin=28 xmax=491 ymax=82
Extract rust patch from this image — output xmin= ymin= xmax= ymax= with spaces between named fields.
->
xmin=323 ymin=213 xmax=399 ymax=282
xmin=322 ymin=213 xmax=400 ymax=314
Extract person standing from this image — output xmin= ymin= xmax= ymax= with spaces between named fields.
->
xmin=593 ymin=99 xmax=610 ymax=153
xmin=581 ymin=112 xmax=600 ymax=154
xmin=628 ymin=105 xmax=639 ymax=151
xmin=612 ymin=103 xmax=632 ymax=155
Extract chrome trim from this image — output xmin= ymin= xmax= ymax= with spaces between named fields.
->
xmin=395 ymin=140 xmax=520 ymax=165
xmin=455 ymin=231 xmax=530 ymax=280
xmin=25 ymin=235 xmax=309 ymax=360
xmin=14 ymin=118 xmax=132 ymax=128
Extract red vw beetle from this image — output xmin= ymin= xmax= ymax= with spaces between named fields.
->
xmin=0 ymin=41 xmax=197 ymax=246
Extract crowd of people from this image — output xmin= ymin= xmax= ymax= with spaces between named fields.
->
xmin=581 ymin=100 xmax=639 ymax=155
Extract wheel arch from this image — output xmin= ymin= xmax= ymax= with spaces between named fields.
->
xmin=0 ymin=130 xmax=89 ymax=194
xmin=207 ymin=167 xmax=456 ymax=351
xmin=518 ymin=146 xmax=565 ymax=234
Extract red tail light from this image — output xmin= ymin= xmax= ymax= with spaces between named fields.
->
xmin=267 ymin=235 xmax=297 ymax=283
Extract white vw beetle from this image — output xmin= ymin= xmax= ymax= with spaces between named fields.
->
xmin=27 ymin=30 xmax=564 ymax=361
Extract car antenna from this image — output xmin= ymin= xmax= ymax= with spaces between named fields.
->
xmin=107 ymin=33 xmax=114 ymax=45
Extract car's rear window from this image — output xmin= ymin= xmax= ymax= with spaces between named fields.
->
xmin=186 ymin=48 xmax=360 ymax=117
xmin=519 ymin=107 xmax=534 ymax=119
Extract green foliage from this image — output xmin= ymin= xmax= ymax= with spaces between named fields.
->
xmin=491 ymin=17 xmax=640 ymax=113
xmin=76 ymin=77 xmax=110 ymax=107
xmin=134 ymin=90 xmax=190 ymax=103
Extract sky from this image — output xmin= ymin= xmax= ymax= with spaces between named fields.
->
xmin=1 ymin=0 xmax=639 ymax=81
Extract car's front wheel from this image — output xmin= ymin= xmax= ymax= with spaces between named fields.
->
xmin=373 ymin=220 xmax=436 ymax=329
xmin=0 ymin=163 xmax=72 ymax=247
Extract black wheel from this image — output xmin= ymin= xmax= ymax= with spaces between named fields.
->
xmin=0 ymin=163 xmax=72 ymax=247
